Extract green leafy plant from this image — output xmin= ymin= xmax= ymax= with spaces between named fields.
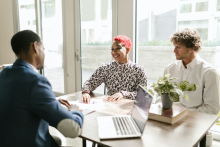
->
xmin=149 ymin=74 xmax=197 ymax=102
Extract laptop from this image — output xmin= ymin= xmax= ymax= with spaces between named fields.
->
xmin=97 ymin=85 xmax=153 ymax=139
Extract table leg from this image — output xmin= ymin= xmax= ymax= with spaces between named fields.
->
xmin=83 ymin=139 xmax=87 ymax=147
xmin=200 ymin=135 xmax=206 ymax=147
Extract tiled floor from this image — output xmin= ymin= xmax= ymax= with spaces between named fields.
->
xmin=49 ymin=126 xmax=220 ymax=147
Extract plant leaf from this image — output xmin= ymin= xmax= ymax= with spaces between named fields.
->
xmin=148 ymin=89 xmax=155 ymax=95
xmin=187 ymin=84 xmax=196 ymax=91
xmin=164 ymin=74 xmax=170 ymax=78
xmin=169 ymin=89 xmax=180 ymax=102
xmin=184 ymin=94 xmax=189 ymax=101
xmin=180 ymin=81 xmax=190 ymax=91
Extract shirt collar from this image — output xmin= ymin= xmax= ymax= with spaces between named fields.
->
xmin=180 ymin=54 xmax=201 ymax=70
xmin=30 ymin=64 xmax=38 ymax=73
xmin=115 ymin=59 xmax=132 ymax=67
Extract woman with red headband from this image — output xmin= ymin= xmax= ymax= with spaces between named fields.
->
xmin=81 ymin=35 xmax=147 ymax=103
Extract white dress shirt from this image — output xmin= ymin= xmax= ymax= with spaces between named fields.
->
xmin=164 ymin=54 xmax=220 ymax=115
xmin=29 ymin=62 xmax=81 ymax=138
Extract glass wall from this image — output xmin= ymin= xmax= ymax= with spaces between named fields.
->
xmin=18 ymin=0 xmax=36 ymax=32
xmin=178 ymin=20 xmax=209 ymax=40
xmin=137 ymin=0 xmax=220 ymax=85
xmin=41 ymin=0 xmax=64 ymax=93
xmin=217 ymin=19 xmax=220 ymax=41
xmin=80 ymin=0 xmax=112 ymax=94
xmin=17 ymin=0 xmax=65 ymax=93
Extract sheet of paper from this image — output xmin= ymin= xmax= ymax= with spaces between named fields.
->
xmin=77 ymin=99 xmax=105 ymax=110
xmin=82 ymin=109 xmax=95 ymax=115
xmin=69 ymin=101 xmax=79 ymax=105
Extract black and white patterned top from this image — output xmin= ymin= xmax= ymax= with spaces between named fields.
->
xmin=82 ymin=60 xmax=147 ymax=100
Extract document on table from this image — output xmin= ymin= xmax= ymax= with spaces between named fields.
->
xmin=77 ymin=99 xmax=105 ymax=110
xmin=67 ymin=99 xmax=105 ymax=115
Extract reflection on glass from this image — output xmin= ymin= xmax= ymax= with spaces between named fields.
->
xmin=180 ymin=3 xmax=192 ymax=13
xmin=195 ymin=1 xmax=209 ymax=12
xmin=18 ymin=0 xmax=36 ymax=32
xmin=41 ymin=0 xmax=64 ymax=93
xmin=81 ymin=0 xmax=112 ymax=94
xmin=137 ymin=0 xmax=220 ymax=84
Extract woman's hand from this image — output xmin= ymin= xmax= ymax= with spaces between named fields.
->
xmin=81 ymin=92 xmax=91 ymax=104
xmin=107 ymin=92 xmax=123 ymax=102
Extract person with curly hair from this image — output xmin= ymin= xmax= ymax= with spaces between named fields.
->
xmin=81 ymin=35 xmax=147 ymax=103
xmin=164 ymin=28 xmax=220 ymax=115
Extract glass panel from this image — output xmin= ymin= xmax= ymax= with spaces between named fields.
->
xmin=178 ymin=20 xmax=209 ymax=40
xmin=195 ymin=1 xmax=209 ymax=12
xmin=137 ymin=0 xmax=177 ymax=83
xmin=81 ymin=0 xmax=112 ymax=94
xmin=217 ymin=0 xmax=220 ymax=11
xmin=217 ymin=19 xmax=220 ymax=41
xmin=18 ymin=0 xmax=36 ymax=32
xmin=180 ymin=3 xmax=192 ymax=13
xmin=137 ymin=0 xmax=220 ymax=86
xmin=41 ymin=0 xmax=64 ymax=93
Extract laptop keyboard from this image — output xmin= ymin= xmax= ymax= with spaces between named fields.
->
xmin=112 ymin=116 xmax=140 ymax=136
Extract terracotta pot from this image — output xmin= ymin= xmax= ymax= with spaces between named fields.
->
xmin=161 ymin=94 xmax=173 ymax=109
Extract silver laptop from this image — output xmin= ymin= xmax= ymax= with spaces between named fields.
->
xmin=97 ymin=85 xmax=153 ymax=139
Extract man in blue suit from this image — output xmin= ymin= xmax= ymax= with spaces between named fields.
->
xmin=0 ymin=30 xmax=84 ymax=147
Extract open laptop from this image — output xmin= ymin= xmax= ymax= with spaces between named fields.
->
xmin=97 ymin=85 xmax=153 ymax=139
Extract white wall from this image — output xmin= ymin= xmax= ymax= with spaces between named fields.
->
xmin=0 ymin=0 xmax=16 ymax=65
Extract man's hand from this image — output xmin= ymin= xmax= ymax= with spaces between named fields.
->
xmin=68 ymin=104 xmax=81 ymax=112
xmin=107 ymin=92 xmax=123 ymax=102
xmin=58 ymin=99 xmax=70 ymax=108
xmin=81 ymin=92 xmax=91 ymax=104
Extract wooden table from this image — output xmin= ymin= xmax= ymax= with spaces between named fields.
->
xmin=57 ymin=92 xmax=218 ymax=147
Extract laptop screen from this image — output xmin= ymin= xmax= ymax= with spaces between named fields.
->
xmin=131 ymin=85 xmax=153 ymax=133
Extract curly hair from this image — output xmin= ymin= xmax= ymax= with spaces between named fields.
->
xmin=170 ymin=28 xmax=202 ymax=52
xmin=113 ymin=35 xmax=132 ymax=49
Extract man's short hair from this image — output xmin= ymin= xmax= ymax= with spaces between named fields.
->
xmin=113 ymin=35 xmax=132 ymax=49
xmin=170 ymin=28 xmax=202 ymax=52
xmin=11 ymin=30 xmax=41 ymax=56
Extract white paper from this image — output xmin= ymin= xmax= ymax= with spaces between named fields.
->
xmin=77 ymin=99 xmax=105 ymax=110
xmin=69 ymin=101 xmax=79 ymax=105
xmin=67 ymin=99 xmax=105 ymax=110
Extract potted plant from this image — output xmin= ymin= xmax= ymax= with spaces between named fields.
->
xmin=148 ymin=74 xmax=197 ymax=109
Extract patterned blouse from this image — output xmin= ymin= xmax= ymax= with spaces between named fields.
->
xmin=82 ymin=60 xmax=147 ymax=100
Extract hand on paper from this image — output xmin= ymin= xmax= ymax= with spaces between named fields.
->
xmin=81 ymin=92 xmax=91 ymax=104
xmin=68 ymin=104 xmax=82 ymax=112
xmin=58 ymin=99 xmax=70 ymax=108
xmin=107 ymin=92 xmax=123 ymax=102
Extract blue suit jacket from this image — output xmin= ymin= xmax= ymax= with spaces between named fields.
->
xmin=0 ymin=59 xmax=83 ymax=147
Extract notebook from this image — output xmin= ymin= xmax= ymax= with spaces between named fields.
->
xmin=97 ymin=85 xmax=153 ymax=139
